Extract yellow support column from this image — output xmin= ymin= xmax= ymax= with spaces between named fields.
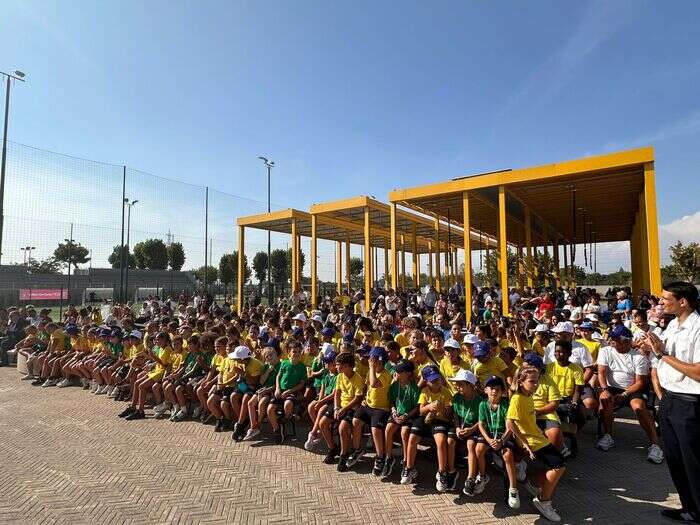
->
xmin=643 ymin=163 xmax=662 ymax=295
xmin=384 ymin=244 xmax=389 ymax=289
xmin=434 ymin=218 xmax=441 ymax=291
xmin=498 ymin=186 xmax=510 ymax=315
xmin=237 ymin=226 xmax=245 ymax=313
xmin=485 ymin=243 xmax=490 ymax=286
xmin=364 ymin=206 xmax=372 ymax=305
xmin=401 ymin=235 xmax=406 ymax=290
xmin=296 ymin=235 xmax=302 ymax=291
xmin=630 ymin=216 xmax=640 ymax=296
xmin=311 ymin=215 xmax=317 ymax=308
xmin=638 ymin=193 xmax=650 ymax=291
xmin=291 ymin=219 xmax=298 ymax=292
xmin=428 ymin=242 xmax=434 ymax=285
xmin=525 ymin=207 xmax=533 ymax=288
xmin=336 ymin=241 xmax=342 ymax=295
xmin=412 ymin=224 xmax=418 ymax=288
xmin=390 ymin=203 xmax=398 ymax=290
xmin=463 ymin=191 xmax=473 ymax=322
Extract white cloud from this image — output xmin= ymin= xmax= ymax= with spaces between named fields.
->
xmin=660 ymin=211 xmax=700 ymax=262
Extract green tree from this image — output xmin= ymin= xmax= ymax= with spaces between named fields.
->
xmin=219 ymin=251 xmax=251 ymax=293
xmin=132 ymin=239 xmax=168 ymax=270
xmin=253 ymin=251 xmax=268 ymax=289
xmin=661 ymin=264 xmax=681 ymax=284
xmin=53 ymin=240 xmax=90 ymax=269
xmin=168 ymin=242 xmax=186 ymax=271
xmin=286 ymin=248 xmax=306 ymax=281
xmin=349 ymin=257 xmax=364 ymax=288
xmin=27 ymin=256 xmax=61 ymax=274
xmin=669 ymin=241 xmax=700 ymax=283
xmin=108 ymin=245 xmax=136 ymax=269
xmin=270 ymin=249 xmax=289 ymax=289
xmin=194 ymin=265 xmax=218 ymax=284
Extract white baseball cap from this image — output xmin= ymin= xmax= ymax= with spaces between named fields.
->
xmin=447 ymin=369 xmax=477 ymax=385
xmin=463 ymin=333 xmax=479 ymax=345
xmin=321 ymin=342 xmax=336 ymax=356
xmin=311 ymin=314 xmax=323 ymax=323
xmin=292 ymin=313 xmax=307 ymax=322
xmin=229 ymin=345 xmax=252 ymax=359
xmin=592 ymin=332 xmax=604 ymax=341
xmin=586 ymin=314 xmax=599 ymax=322
xmin=534 ymin=323 xmax=551 ymax=333
xmin=552 ymin=321 xmax=575 ymax=334
xmin=129 ymin=330 xmax=143 ymax=340
xmin=444 ymin=338 xmax=461 ymax=350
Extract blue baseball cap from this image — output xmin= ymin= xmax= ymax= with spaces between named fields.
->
xmin=292 ymin=327 xmax=304 ymax=338
xmin=421 ymin=364 xmax=442 ymax=383
xmin=472 ymin=340 xmax=490 ymax=358
xmin=369 ymin=346 xmax=388 ymax=363
xmin=99 ymin=328 xmax=111 ymax=337
xmin=321 ymin=350 xmax=338 ymax=364
xmin=579 ymin=321 xmax=594 ymax=331
xmin=64 ymin=324 xmax=79 ymax=335
xmin=267 ymin=337 xmax=280 ymax=351
xmin=321 ymin=326 xmax=335 ymax=337
xmin=394 ymin=359 xmax=415 ymax=374
xmin=609 ymin=324 xmax=633 ymax=339
xmin=258 ymin=332 xmax=270 ymax=344
xmin=357 ymin=343 xmax=371 ymax=356
xmin=343 ymin=333 xmax=355 ymax=344
xmin=523 ymin=351 xmax=544 ymax=370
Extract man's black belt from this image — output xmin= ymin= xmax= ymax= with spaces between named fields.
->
xmin=666 ymin=390 xmax=700 ymax=403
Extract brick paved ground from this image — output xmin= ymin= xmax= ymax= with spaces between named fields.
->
xmin=0 ymin=367 xmax=680 ymax=525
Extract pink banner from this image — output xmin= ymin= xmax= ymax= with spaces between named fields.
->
xmin=19 ymin=289 xmax=69 ymax=301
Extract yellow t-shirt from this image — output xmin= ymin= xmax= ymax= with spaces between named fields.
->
xmin=211 ymin=354 xmax=226 ymax=372
xmin=471 ymin=356 xmax=508 ymax=385
xmin=148 ymin=346 xmax=173 ymax=380
xmin=413 ymin=360 xmax=432 ymax=381
xmin=336 ymin=371 xmax=365 ymax=409
xmin=545 ymin=361 xmax=584 ymax=399
xmin=128 ymin=343 xmax=146 ymax=361
xmin=365 ymin=369 xmax=392 ymax=410
xmin=439 ymin=356 xmax=470 ymax=393
xmin=506 ymin=392 xmax=550 ymax=452
xmin=236 ymin=357 xmax=264 ymax=379
xmin=220 ymin=357 xmax=240 ymax=385
xmin=532 ymin=375 xmax=561 ymax=422
xmin=395 ymin=333 xmax=410 ymax=349
xmin=170 ymin=350 xmax=189 ymax=371
xmin=50 ymin=329 xmax=66 ymax=353
xmin=418 ymin=385 xmax=453 ymax=421
xmin=577 ymin=338 xmax=601 ymax=362
xmin=400 ymin=345 xmax=413 ymax=360
xmin=71 ymin=335 xmax=89 ymax=353
xmin=531 ymin=340 xmax=546 ymax=357
xmin=354 ymin=360 xmax=369 ymax=380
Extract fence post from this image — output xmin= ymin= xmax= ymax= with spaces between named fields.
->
xmin=119 ymin=166 xmax=126 ymax=303
xmin=204 ymin=186 xmax=208 ymax=291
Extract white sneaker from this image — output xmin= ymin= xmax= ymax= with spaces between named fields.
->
xmin=474 ymin=473 xmax=490 ymax=494
xmin=304 ymin=431 xmax=318 ymax=451
xmin=508 ymin=488 xmax=520 ymax=509
xmin=96 ymin=385 xmax=108 ymax=395
xmin=57 ymin=378 xmax=70 ymax=388
xmin=153 ymin=404 xmax=169 ymax=418
xmin=172 ymin=404 xmax=180 ymax=415
xmin=647 ymin=444 xmax=664 ymax=464
xmin=192 ymin=406 xmax=202 ymax=419
xmin=524 ymin=480 xmax=542 ymax=497
xmin=243 ymin=428 xmax=260 ymax=441
xmin=173 ymin=409 xmax=187 ymax=422
xmin=597 ymin=433 xmax=615 ymax=451
xmin=516 ymin=460 xmax=527 ymax=482
xmin=41 ymin=379 xmax=55 ymax=387
xmin=532 ymin=498 xmax=561 ymax=522
xmin=21 ymin=373 xmax=35 ymax=381
xmin=90 ymin=380 xmax=97 ymax=392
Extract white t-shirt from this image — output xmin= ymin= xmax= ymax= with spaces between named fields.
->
xmin=654 ymin=311 xmax=700 ymax=395
xmin=544 ymin=339 xmax=593 ymax=368
xmin=597 ymin=346 xmax=649 ymax=389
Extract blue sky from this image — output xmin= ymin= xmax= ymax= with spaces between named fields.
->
xmin=2 ymin=0 xmax=699 ymax=275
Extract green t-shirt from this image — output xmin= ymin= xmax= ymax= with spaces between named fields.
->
xmin=321 ymin=371 xmax=338 ymax=396
xmin=108 ymin=342 xmax=123 ymax=358
xmin=261 ymin=361 xmax=281 ymax=388
xmin=478 ymin=398 xmax=509 ymax=438
xmin=389 ymin=380 xmax=420 ymax=416
xmin=453 ymin=393 xmax=483 ymax=427
xmin=183 ymin=351 xmax=199 ymax=375
xmin=311 ymin=357 xmax=325 ymax=388
xmin=278 ymin=359 xmax=306 ymax=390
xmin=385 ymin=360 xmax=400 ymax=375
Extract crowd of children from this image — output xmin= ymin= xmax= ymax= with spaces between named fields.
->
xmin=12 ymin=285 xmax=672 ymax=523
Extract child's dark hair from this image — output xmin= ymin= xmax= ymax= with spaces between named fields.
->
xmin=385 ymin=340 xmax=400 ymax=353
xmin=336 ymin=351 xmax=355 ymax=368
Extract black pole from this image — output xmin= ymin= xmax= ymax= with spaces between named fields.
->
xmin=125 ymin=204 xmax=131 ymax=304
xmin=66 ymin=223 xmax=73 ymax=306
xmin=0 ymin=75 xmax=11 ymax=265
xmin=119 ymin=166 xmax=126 ymax=303
xmin=267 ymin=164 xmax=272 ymax=304
xmin=204 ymin=186 xmax=208 ymax=291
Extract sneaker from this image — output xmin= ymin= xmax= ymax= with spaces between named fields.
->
xmin=323 ymin=447 xmax=339 ymax=464
xmin=647 ymin=444 xmax=665 ymax=464
xmin=447 ymin=470 xmax=459 ymax=491
xmin=96 ymin=384 xmax=108 ymax=395
xmin=118 ymin=406 xmax=136 ymax=418
xmin=382 ymin=455 xmax=396 ymax=478
xmin=597 ymin=433 xmax=615 ymax=451
xmin=532 ymin=498 xmax=561 ymax=522
xmin=21 ymin=373 xmax=35 ymax=381
xmin=82 ymin=381 xmax=91 ymax=390
xmin=337 ymin=455 xmax=349 ymax=472
xmin=436 ymin=471 xmax=449 ymax=493
xmin=524 ymin=480 xmax=542 ymax=498
xmin=243 ymin=428 xmax=261 ymax=441
xmin=474 ymin=473 xmax=490 ymax=494
xmin=304 ymin=431 xmax=318 ymax=451
xmin=57 ymin=378 xmax=71 ymax=388
xmin=41 ymin=378 xmax=56 ymax=387
xmin=125 ymin=409 xmax=146 ymax=421
xmin=153 ymin=404 xmax=169 ymax=419
xmin=31 ymin=378 xmax=44 ymax=386
xmin=214 ymin=419 xmax=226 ymax=432
xmin=659 ymin=508 xmax=699 ymax=522
xmin=508 ymin=488 xmax=520 ymax=509
xmin=373 ymin=457 xmax=385 ymax=477
xmin=173 ymin=409 xmax=187 ymax=422
xmin=232 ymin=422 xmax=245 ymax=441
xmin=106 ymin=385 xmax=115 ymax=396
xmin=192 ymin=406 xmax=202 ymax=419
xmin=516 ymin=460 xmax=528 ymax=482
xmin=400 ymin=467 xmax=418 ymax=485
xmin=463 ymin=477 xmax=476 ymax=496
xmin=561 ymin=445 xmax=572 ymax=458
xmin=346 ymin=448 xmax=364 ymax=467
xmin=169 ymin=410 xmax=179 ymax=422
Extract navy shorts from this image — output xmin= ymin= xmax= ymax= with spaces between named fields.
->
xmin=410 ymin=415 xmax=454 ymax=437
xmin=354 ymin=406 xmax=390 ymax=429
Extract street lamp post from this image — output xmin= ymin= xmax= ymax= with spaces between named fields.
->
xmin=124 ymin=199 xmax=138 ymax=304
xmin=20 ymin=245 xmax=35 ymax=266
xmin=258 ymin=156 xmax=274 ymax=305
xmin=65 ymin=223 xmax=74 ymax=306
xmin=0 ymin=69 xmax=26 ymax=265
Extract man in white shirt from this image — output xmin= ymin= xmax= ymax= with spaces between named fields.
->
xmin=596 ymin=324 xmax=663 ymax=464
xmin=643 ymin=282 xmax=700 ymax=523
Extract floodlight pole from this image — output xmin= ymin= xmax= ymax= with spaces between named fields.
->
xmin=259 ymin=157 xmax=274 ymax=304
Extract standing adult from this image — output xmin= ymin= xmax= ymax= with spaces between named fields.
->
xmin=643 ymin=282 xmax=700 ymax=523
